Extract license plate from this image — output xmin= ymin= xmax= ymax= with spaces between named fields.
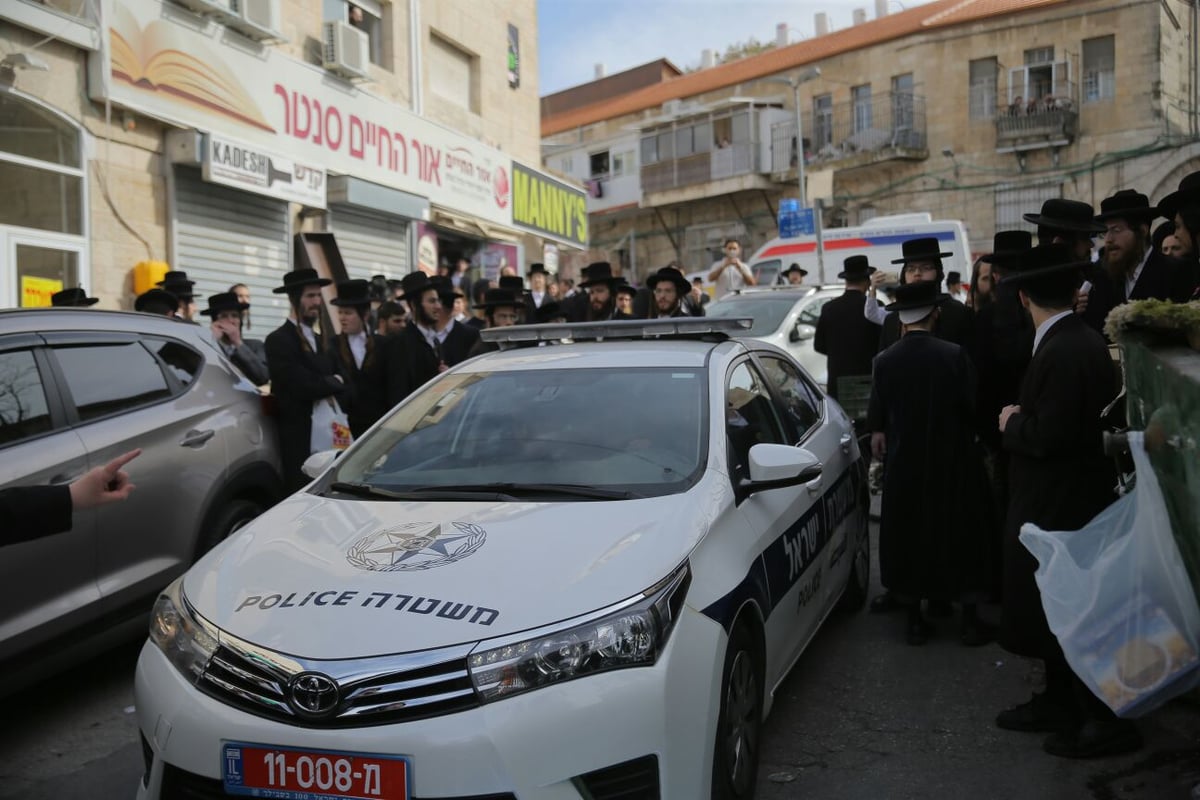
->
xmin=222 ymin=742 xmax=410 ymax=800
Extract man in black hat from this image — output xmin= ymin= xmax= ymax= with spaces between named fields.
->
xmin=468 ymin=288 xmax=522 ymax=357
xmin=645 ymin=268 xmax=690 ymax=319
xmin=782 ymin=263 xmax=808 ymax=286
xmin=527 ymin=263 xmax=552 ymax=315
xmin=433 ymin=278 xmax=482 ymax=364
xmin=573 ymin=262 xmax=621 ymax=322
xmin=202 ymin=292 xmax=269 ymax=386
xmin=385 ymin=271 xmax=439 ymax=406
xmin=264 ymin=268 xmax=344 ymax=491
xmin=134 ymin=288 xmax=180 ymax=317
xmin=498 ymin=275 xmax=528 ymax=324
xmin=50 ymin=287 xmax=99 ymax=307
xmin=1022 ymin=198 xmax=1112 ymax=334
xmin=993 ymin=243 xmax=1138 ymax=758
xmin=329 ymin=279 xmax=389 ymax=437
xmin=613 ymin=282 xmax=639 ymax=320
xmin=1096 ymin=189 xmax=1193 ymax=304
xmin=157 ymin=271 xmax=200 ymax=322
xmin=867 ymin=279 xmax=994 ymax=646
xmin=815 ymin=255 xmax=882 ymax=403
xmin=877 ymin=237 xmax=973 ymax=352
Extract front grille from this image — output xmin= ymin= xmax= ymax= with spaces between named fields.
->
xmin=575 ymin=754 xmax=661 ymax=800
xmin=161 ymin=765 xmax=516 ymax=799
xmin=198 ymin=641 xmax=480 ymax=728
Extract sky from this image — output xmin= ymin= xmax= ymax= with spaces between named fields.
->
xmin=537 ymin=0 xmax=940 ymax=96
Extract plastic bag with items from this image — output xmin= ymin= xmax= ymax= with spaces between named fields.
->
xmin=1019 ymin=431 xmax=1200 ymax=717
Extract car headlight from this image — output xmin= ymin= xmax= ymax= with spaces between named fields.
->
xmin=148 ymin=577 xmax=218 ymax=683
xmin=468 ymin=562 xmax=690 ymax=702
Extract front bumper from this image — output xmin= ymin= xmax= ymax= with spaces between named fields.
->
xmin=134 ymin=607 xmax=725 ymax=799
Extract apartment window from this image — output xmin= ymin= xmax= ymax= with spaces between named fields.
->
xmin=641 ymin=135 xmax=659 ymax=165
xmin=852 ymin=85 xmax=872 ymax=133
xmin=430 ymin=33 xmax=478 ymax=113
xmin=559 ymin=155 xmax=574 ymax=175
xmin=891 ymin=73 xmax=914 ymax=131
xmin=813 ymin=94 xmax=833 ymax=149
xmin=612 ymin=150 xmax=635 ymax=177
xmin=343 ymin=0 xmax=388 ymax=68
xmin=969 ymin=58 xmax=998 ymax=120
xmin=675 ymin=126 xmax=695 ymax=157
xmin=1083 ymin=35 xmax=1115 ymax=103
xmin=1025 ymin=47 xmax=1054 ymax=66
xmin=589 ymin=151 xmax=610 ymax=177
xmin=1009 ymin=47 xmax=1069 ymax=111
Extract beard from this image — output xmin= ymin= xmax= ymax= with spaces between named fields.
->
xmin=1104 ymin=235 xmax=1146 ymax=287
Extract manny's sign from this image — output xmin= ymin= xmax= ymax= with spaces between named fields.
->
xmin=510 ymin=163 xmax=588 ymax=249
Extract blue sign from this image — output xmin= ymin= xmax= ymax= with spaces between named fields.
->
xmin=778 ymin=207 xmax=815 ymax=238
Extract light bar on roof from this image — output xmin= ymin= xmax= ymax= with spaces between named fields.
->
xmin=478 ymin=317 xmax=754 ymax=344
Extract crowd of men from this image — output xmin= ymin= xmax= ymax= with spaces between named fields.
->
xmin=811 ymin=176 xmax=1200 ymax=762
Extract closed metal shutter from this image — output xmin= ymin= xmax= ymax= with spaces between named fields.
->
xmin=328 ymin=205 xmax=409 ymax=281
xmin=173 ymin=166 xmax=291 ymax=335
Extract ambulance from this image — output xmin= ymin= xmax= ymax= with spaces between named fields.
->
xmin=748 ymin=213 xmax=973 ymax=287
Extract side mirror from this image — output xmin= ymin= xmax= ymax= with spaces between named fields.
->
xmin=302 ymin=450 xmax=339 ymax=479
xmin=737 ymin=443 xmax=822 ymax=501
xmin=790 ymin=323 xmax=816 ymax=343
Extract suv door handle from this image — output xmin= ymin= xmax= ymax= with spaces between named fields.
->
xmin=840 ymin=433 xmax=853 ymax=454
xmin=48 ymin=471 xmax=81 ymax=485
xmin=180 ymin=429 xmax=215 ymax=448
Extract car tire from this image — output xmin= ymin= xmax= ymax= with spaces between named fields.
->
xmin=196 ymin=498 xmax=262 ymax=558
xmin=838 ymin=498 xmax=871 ymax=613
xmin=711 ymin=622 xmax=761 ymax=800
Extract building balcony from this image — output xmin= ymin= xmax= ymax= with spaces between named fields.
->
xmin=769 ymin=92 xmax=928 ymax=176
xmin=994 ymin=101 xmax=1078 ymax=153
xmin=639 ymin=143 xmax=771 ymax=205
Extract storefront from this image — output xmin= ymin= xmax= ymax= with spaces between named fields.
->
xmin=326 ymin=175 xmax=428 ymax=282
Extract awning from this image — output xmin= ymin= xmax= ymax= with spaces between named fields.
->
xmin=429 ymin=205 xmax=521 ymax=243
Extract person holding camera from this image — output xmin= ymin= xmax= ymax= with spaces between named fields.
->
xmin=706 ymin=238 xmax=757 ymax=299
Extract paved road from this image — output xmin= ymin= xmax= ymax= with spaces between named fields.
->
xmin=2 ymin=522 xmax=1199 ymax=799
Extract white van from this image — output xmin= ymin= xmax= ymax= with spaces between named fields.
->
xmin=748 ymin=213 xmax=973 ymax=287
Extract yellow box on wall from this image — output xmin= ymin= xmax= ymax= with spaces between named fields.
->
xmin=133 ymin=260 xmax=170 ymax=295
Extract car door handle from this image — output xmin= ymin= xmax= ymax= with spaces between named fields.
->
xmin=840 ymin=433 xmax=853 ymax=454
xmin=48 ymin=471 xmax=81 ymax=485
xmin=180 ymin=429 xmax=215 ymax=448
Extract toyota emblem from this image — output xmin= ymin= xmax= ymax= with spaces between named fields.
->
xmin=289 ymin=672 xmax=340 ymax=717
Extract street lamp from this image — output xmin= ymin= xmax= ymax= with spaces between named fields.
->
xmin=765 ymin=66 xmax=824 ymax=280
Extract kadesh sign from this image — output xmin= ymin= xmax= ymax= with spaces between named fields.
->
xmin=205 ymin=134 xmax=327 ymax=208
xmin=511 ymin=163 xmax=588 ymax=248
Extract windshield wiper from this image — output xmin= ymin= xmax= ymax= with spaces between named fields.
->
xmin=328 ymin=481 xmax=518 ymax=501
xmin=410 ymin=482 xmax=640 ymax=500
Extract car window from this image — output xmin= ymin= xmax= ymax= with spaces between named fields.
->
xmin=707 ymin=295 xmax=799 ymax=336
xmin=797 ymin=294 xmax=835 ymax=326
xmin=725 ymin=361 xmax=786 ymax=478
xmin=751 ymin=259 xmax=781 ymax=285
xmin=144 ymin=337 xmax=203 ymax=387
xmin=53 ymin=343 xmax=173 ymax=422
xmin=757 ymin=355 xmax=822 ymax=442
xmin=333 ymin=367 xmax=708 ymax=496
xmin=0 ymin=349 xmax=52 ymax=446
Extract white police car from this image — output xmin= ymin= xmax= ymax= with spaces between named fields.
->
xmin=134 ymin=318 xmax=869 ymax=800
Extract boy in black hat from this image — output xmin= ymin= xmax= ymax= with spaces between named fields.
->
xmin=202 ymin=291 xmax=269 ymax=387
xmin=527 ymin=263 xmax=552 ymax=313
xmin=994 ymin=243 xmax=1138 ymax=758
xmin=1095 ymin=189 xmax=1193 ymax=303
xmin=782 ymin=263 xmax=808 ymax=286
xmin=264 ymin=268 xmax=344 ymax=491
xmin=645 ymin=268 xmax=690 ymax=318
xmin=50 ymin=287 xmax=99 ymax=307
xmin=613 ymin=282 xmax=638 ymax=319
xmin=815 ymin=255 xmax=882 ymax=403
xmin=330 ymin=279 xmax=389 ymax=437
xmin=877 ymin=237 xmax=973 ymax=352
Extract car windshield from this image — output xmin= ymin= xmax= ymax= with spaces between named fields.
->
xmin=329 ymin=366 xmax=708 ymax=498
xmin=707 ymin=295 xmax=798 ymax=335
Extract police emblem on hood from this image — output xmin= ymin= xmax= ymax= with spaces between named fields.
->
xmin=347 ymin=521 xmax=486 ymax=572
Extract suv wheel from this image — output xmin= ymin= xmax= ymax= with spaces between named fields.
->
xmin=196 ymin=499 xmax=262 ymax=558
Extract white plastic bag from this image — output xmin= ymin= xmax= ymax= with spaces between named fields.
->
xmin=310 ymin=397 xmax=353 ymax=454
xmin=1020 ymin=431 xmax=1200 ymax=717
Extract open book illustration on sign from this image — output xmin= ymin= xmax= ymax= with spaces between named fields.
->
xmin=109 ymin=5 xmax=274 ymax=133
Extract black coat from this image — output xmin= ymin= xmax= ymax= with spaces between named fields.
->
xmin=330 ymin=332 xmax=389 ymax=438
xmin=384 ymin=321 xmax=480 ymax=406
xmin=264 ymin=320 xmax=345 ymax=492
xmin=814 ymin=289 xmax=880 ymax=402
xmin=226 ymin=338 xmax=270 ymax=386
xmin=440 ymin=321 xmax=481 ymax=367
xmin=1119 ymin=249 xmax=1197 ymax=304
xmin=1000 ymin=314 xmax=1118 ymax=659
xmin=1079 ymin=263 xmax=1118 ymax=336
xmin=0 ymin=484 xmax=72 ymax=546
xmin=562 ymin=291 xmax=590 ymax=323
xmin=867 ymin=331 xmax=994 ymax=600
xmin=878 ymin=295 xmax=974 ymax=353
xmin=970 ymin=282 xmax=1033 ymax=449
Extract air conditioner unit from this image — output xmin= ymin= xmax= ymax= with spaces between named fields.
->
xmin=227 ymin=0 xmax=282 ymax=40
xmin=323 ymin=20 xmax=370 ymax=80
xmin=174 ymin=0 xmax=238 ymax=24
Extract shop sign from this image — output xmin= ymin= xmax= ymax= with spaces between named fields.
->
xmin=205 ymin=134 xmax=327 ymax=208
xmin=510 ymin=162 xmax=588 ymax=249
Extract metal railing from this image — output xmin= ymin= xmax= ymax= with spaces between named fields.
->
xmin=769 ymin=92 xmax=927 ymax=172
xmin=995 ymin=101 xmax=1079 ymax=144
xmin=641 ymin=143 xmax=759 ymax=193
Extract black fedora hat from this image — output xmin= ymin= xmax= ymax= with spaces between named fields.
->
xmin=837 ymin=255 xmax=877 ymax=280
xmin=199 ymin=291 xmax=249 ymax=317
xmin=1095 ymin=189 xmax=1159 ymax=224
xmin=614 ymin=281 xmax=638 ymax=298
xmin=783 ymin=263 xmax=809 ymax=278
xmin=135 ymin=288 xmax=179 ymax=315
xmin=50 ymin=287 xmax=99 ymax=307
xmin=398 ymin=271 xmax=435 ymax=302
xmin=498 ymin=275 xmax=525 ymax=293
xmin=947 ymin=271 xmax=963 ymax=285
xmin=474 ymin=288 xmax=521 ymax=311
xmin=981 ymin=230 xmax=1033 ymax=265
xmin=1157 ymin=170 xmax=1200 ymax=219
xmin=999 ymin=243 xmax=1090 ymax=285
xmin=534 ymin=300 xmax=566 ymax=323
xmin=157 ymin=270 xmax=195 ymax=290
xmin=331 ymin=279 xmax=373 ymax=307
xmin=528 ymin=263 xmax=549 ymax=275
xmin=891 ymin=237 xmax=952 ymax=265
xmin=645 ymin=267 xmax=690 ymax=296
xmin=273 ymin=268 xmax=332 ymax=295
xmin=580 ymin=261 xmax=620 ymax=288
xmin=885 ymin=279 xmax=948 ymax=323
xmin=1022 ymin=199 xmax=1105 ymax=234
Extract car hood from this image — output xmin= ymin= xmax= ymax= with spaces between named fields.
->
xmin=184 ymin=484 xmax=723 ymax=659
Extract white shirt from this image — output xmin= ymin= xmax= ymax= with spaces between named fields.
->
xmin=348 ymin=331 xmax=367 ymax=368
xmin=1032 ymin=309 xmax=1074 ymax=356
xmin=531 ymin=291 xmax=545 ymax=308
xmin=291 ymin=318 xmax=318 ymax=352
xmin=1125 ymin=247 xmax=1152 ymax=298
xmin=863 ymin=293 xmax=888 ymax=325
xmin=711 ymin=258 xmax=752 ymax=299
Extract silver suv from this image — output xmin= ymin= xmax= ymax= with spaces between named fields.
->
xmin=0 ymin=309 xmax=282 ymax=689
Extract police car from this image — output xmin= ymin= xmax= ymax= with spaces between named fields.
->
xmin=134 ymin=318 xmax=870 ymax=800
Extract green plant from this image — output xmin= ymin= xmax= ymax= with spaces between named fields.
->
xmin=1104 ymin=300 xmax=1200 ymax=343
